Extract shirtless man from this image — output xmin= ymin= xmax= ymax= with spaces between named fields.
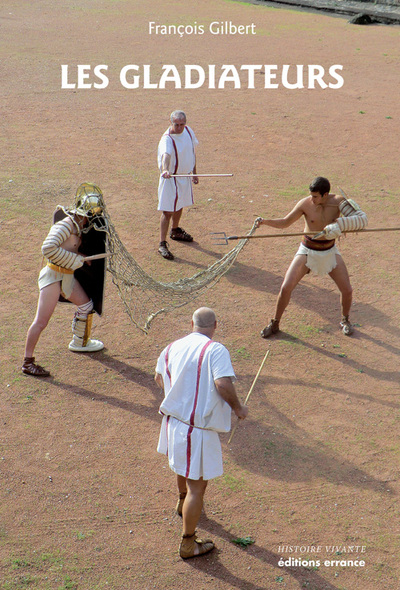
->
xmin=256 ymin=177 xmax=367 ymax=338
xmin=22 ymin=184 xmax=106 ymax=377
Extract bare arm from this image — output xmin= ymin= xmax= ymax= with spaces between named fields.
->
xmin=160 ymin=153 xmax=171 ymax=178
xmin=192 ymin=157 xmax=198 ymax=184
xmin=255 ymin=199 xmax=306 ymax=229
xmin=154 ymin=372 xmax=164 ymax=390
xmin=214 ymin=377 xmax=248 ymax=420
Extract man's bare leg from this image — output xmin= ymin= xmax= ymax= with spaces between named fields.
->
xmin=177 ymin=474 xmax=187 ymax=495
xmin=182 ymin=478 xmax=207 ymax=536
xmin=24 ymin=282 xmax=62 ymax=359
xmin=170 ymin=209 xmax=193 ymax=241
xmin=23 ymin=279 xmax=94 ymax=375
xmin=329 ymin=255 xmax=354 ymax=334
xmin=160 ymin=211 xmax=173 ymax=242
xmin=179 ymin=477 xmax=214 ymax=559
xmin=262 ymin=255 xmax=309 ymax=337
xmin=176 ymin=474 xmax=187 ymax=516
xmin=159 ymin=209 xmax=184 ymax=241
xmin=159 ymin=211 xmax=175 ymax=259
xmin=171 ymin=209 xmax=183 ymax=232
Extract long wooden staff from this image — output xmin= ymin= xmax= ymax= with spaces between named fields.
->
xmin=213 ymin=227 xmax=400 ymax=245
xmin=170 ymin=173 xmax=233 ymax=177
xmin=228 ymin=350 xmax=270 ymax=445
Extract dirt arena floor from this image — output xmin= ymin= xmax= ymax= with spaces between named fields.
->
xmin=1 ymin=1 xmax=400 ymax=588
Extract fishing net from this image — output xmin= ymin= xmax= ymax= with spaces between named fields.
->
xmin=65 ymin=183 xmax=255 ymax=333
xmin=103 ymin=205 xmax=256 ymax=333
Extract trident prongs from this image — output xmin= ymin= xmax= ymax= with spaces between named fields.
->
xmin=210 ymin=232 xmax=229 ymax=245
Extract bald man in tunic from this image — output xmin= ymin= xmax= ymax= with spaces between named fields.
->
xmin=155 ymin=307 xmax=248 ymax=559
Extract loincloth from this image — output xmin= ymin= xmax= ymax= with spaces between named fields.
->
xmin=296 ymin=240 xmax=341 ymax=277
xmin=38 ymin=264 xmax=76 ymax=299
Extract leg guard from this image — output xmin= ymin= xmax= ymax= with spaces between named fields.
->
xmin=69 ymin=300 xmax=104 ymax=352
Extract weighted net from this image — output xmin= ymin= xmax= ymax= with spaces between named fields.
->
xmin=103 ymin=205 xmax=256 ymax=333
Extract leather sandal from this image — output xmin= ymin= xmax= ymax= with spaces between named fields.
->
xmin=340 ymin=317 xmax=354 ymax=336
xmin=22 ymin=357 xmax=51 ymax=377
xmin=261 ymin=319 xmax=280 ymax=338
xmin=170 ymin=227 xmax=193 ymax=242
xmin=158 ymin=241 xmax=174 ymax=260
xmin=179 ymin=532 xmax=214 ymax=559
xmin=176 ymin=492 xmax=187 ymax=517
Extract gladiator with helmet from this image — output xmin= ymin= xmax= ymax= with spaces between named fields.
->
xmin=22 ymin=183 xmax=109 ymax=377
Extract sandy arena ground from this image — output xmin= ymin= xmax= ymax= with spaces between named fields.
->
xmin=1 ymin=1 xmax=400 ymax=588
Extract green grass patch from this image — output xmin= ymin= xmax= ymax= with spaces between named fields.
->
xmin=58 ymin=577 xmax=78 ymax=590
xmin=232 ymin=346 xmax=251 ymax=360
xmin=219 ymin=473 xmax=246 ymax=492
xmin=232 ymin=535 xmax=255 ymax=548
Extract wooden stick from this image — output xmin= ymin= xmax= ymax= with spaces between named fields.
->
xmin=84 ymin=252 xmax=112 ymax=261
xmin=170 ymin=173 xmax=233 ymax=177
xmin=227 ymin=350 xmax=270 ymax=445
xmin=224 ymin=227 xmax=400 ymax=241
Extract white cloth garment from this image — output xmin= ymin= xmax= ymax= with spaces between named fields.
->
xmin=296 ymin=243 xmax=341 ymax=277
xmin=158 ymin=415 xmax=224 ymax=480
xmin=38 ymin=265 xmax=76 ymax=299
xmin=157 ymin=126 xmax=198 ymax=212
xmin=156 ymin=332 xmax=236 ymax=480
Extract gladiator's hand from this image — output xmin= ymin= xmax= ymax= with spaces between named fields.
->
xmin=322 ymin=222 xmax=341 ymax=240
xmin=235 ymin=404 xmax=249 ymax=420
xmin=70 ymin=254 xmax=85 ymax=270
xmin=192 ymin=176 xmax=199 ymax=185
xmin=161 ymin=171 xmax=171 ymax=179
xmin=255 ymin=217 xmax=263 ymax=228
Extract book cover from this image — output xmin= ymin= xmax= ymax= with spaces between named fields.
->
xmin=1 ymin=1 xmax=399 ymax=588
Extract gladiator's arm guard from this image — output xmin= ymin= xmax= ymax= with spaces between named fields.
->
xmin=41 ymin=218 xmax=85 ymax=270
xmin=322 ymin=198 xmax=368 ymax=239
xmin=337 ymin=198 xmax=368 ymax=232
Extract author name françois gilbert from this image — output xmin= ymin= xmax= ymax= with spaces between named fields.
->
xmin=149 ymin=21 xmax=256 ymax=37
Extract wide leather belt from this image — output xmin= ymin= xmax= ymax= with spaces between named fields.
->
xmin=302 ymin=235 xmax=335 ymax=251
xmin=47 ymin=262 xmax=74 ymax=274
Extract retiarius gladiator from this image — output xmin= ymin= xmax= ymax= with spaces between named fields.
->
xmin=22 ymin=183 xmax=108 ymax=377
xmin=256 ymin=177 xmax=368 ymax=338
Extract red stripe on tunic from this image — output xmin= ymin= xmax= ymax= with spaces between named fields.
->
xmin=167 ymin=131 xmax=180 ymax=211
xmin=185 ymin=127 xmax=196 ymax=205
xmin=167 ymin=127 xmax=195 ymax=212
xmin=164 ymin=342 xmax=173 ymax=384
xmin=173 ymin=179 xmax=179 ymax=212
xmin=183 ymin=127 xmax=195 ymax=205
xmin=186 ymin=424 xmax=194 ymax=476
xmin=185 ymin=340 xmax=213 ymax=478
xmin=165 ymin=415 xmax=170 ymax=457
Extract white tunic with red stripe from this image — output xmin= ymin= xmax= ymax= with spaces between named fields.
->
xmin=156 ymin=332 xmax=236 ymax=480
xmin=157 ymin=126 xmax=198 ymax=212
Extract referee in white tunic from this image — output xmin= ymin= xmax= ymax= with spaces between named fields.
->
xmin=157 ymin=110 xmax=199 ymax=260
xmin=155 ymin=307 xmax=248 ymax=559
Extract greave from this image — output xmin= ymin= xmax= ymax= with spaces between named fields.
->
xmin=69 ymin=306 xmax=104 ymax=353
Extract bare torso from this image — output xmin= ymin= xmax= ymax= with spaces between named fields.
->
xmin=61 ymin=217 xmax=83 ymax=253
xmin=257 ymin=192 xmax=345 ymax=239
xmin=300 ymin=194 xmax=342 ymax=236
